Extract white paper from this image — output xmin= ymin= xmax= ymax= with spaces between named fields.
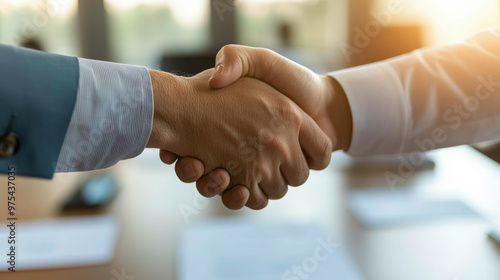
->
xmin=348 ymin=188 xmax=478 ymax=227
xmin=179 ymin=219 xmax=364 ymax=280
xmin=0 ymin=215 xmax=119 ymax=271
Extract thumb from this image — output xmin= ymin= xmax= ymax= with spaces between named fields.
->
xmin=207 ymin=45 xmax=322 ymax=115
xmin=209 ymin=45 xmax=245 ymax=89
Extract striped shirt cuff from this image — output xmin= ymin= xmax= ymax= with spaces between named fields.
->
xmin=56 ymin=58 xmax=154 ymax=172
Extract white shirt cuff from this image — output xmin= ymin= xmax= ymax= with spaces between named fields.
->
xmin=329 ymin=62 xmax=411 ymax=156
xmin=56 ymin=58 xmax=154 ymax=172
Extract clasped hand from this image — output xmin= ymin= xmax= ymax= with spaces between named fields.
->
xmin=147 ymin=46 xmax=353 ymax=210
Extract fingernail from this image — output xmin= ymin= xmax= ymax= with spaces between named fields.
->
xmin=204 ymin=173 xmax=224 ymax=197
xmin=206 ymin=181 xmax=218 ymax=190
xmin=209 ymin=171 xmax=223 ymax=186
xmin=210 ymin=63 xmax=224 ymax=80
xmin=182 ymin=163 xmax=197 ymax=179
xmin=230 ymin=188 xmax=244 ymax=201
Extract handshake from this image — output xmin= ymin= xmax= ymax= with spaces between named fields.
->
xmin=146 ymin=45 xmax=353 ymax=210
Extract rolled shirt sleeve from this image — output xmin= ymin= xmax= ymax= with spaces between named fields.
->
xmin=330 ymin=28 xmax=500 ymax=157
xmin=55 ymin=58 xmax=154 ymax=172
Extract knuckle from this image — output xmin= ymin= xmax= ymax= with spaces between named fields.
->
xmin=257 ymin=48 xmax=275 ymax=60
xmin=268 ymin=184 xmax=288 ymax=200
xmin=220 ymin=44 xmax=236 ymax=54
xmin=295 ymin=168 xmax=310 ymax=186
xmin=276 ymin=101 xmax=301 ymax=125
xmin=266 ymin=137 xmax=287 ymax=154
xmin=322 ymin=139 xmax=333 ymax=162
xmin=257 ymin=48 xmax=281 ymax=75
xmin=247 ymin=195 xmax=269 ymax=210
xmin=283 ymin=156 xmax=310 ymax=187
xmin=287 ymin=167 xmax=309 ymax=187
xmin=315 ymin=139 xmax=333 ymax=170
xmin=308 ymin=137 xmax=333 ymax=171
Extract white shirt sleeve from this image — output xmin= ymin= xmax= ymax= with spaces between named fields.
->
xmin=55 ymin=58 xmax=154 ymax=172
xmin=329 ymin=28 xmax=500 ymax=157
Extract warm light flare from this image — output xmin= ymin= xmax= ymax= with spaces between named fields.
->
xmin=423 ymin=0 xmax=494 ymax=20
xmin=374 ymin=0 xmax=499 ymax=45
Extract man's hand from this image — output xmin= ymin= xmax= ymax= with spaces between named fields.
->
xmin=161 ymin=46 xmax=353 ymax=208
xmin=148 ymin=69 xmax=332 ymax=210
xmin=208 ymin=45 xmax=353 ymax=150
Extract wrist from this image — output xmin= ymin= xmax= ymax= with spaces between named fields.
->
xmin=323 ymin=75 xmax=353 ymax=152
xmin=147 ymin=70 xmax=185 ymax=150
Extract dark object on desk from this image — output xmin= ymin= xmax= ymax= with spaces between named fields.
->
xmin=474 ymin=141 xmax=500 ymax=164
xmin=21 ymin=37 xmax=44 ymax=51
xmin=62 ymin=174 xmax=119 ymax=211
xmin=160 ymin=53 xmax=216 ymax=77
xmin=345 ymin=154 xmax=435 ymax=172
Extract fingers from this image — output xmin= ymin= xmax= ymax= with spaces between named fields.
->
xmin=257 ymin=165 xmax=290 ymax=199
xmin=170 ymin=154 xmax=231 ymax=196
xmin=221 ymin=185 xmax=250 ymax=210
xmin=262 ymin=180 xmax=289 ymax=200
xmin=171 ymin=155 xmax=254 ymax=209
xmin=174 ymin=157 xmax=206 ymax=183
xmin=174 ymin=159 xmax=287 ymax=209
xmin=159 ymin=150 xmax=178 ymax=165
xmin=280 ymin=160 xmax=309 ymax=187
xmin=173 ymin=157 xmax=269 ymax=210
xmin=208 ymin=45 xmax=320 ymax=115
xmin=299 ymin=114 xmax=333 ymax=170
xmin=244 ymin=183 xmax=269 ymax=210
xmin=196 ymin=169 xmax=231 ymax=198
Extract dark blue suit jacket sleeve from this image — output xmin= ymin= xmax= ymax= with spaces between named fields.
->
xmin=0 ymin=45 xmax=79 ymax=178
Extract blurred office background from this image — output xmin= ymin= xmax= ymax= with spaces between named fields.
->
xmin=2 ymin=1 xmax=500 ymax=280
xmin=2 ymin=0 xmax=500 ymax=71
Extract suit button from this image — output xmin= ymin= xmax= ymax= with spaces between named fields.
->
xmin=0 ymin=133 xmax=19 ymax=158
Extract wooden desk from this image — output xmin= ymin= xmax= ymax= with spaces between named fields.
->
xmin=2 ymin=146 xmax=500 ymax=280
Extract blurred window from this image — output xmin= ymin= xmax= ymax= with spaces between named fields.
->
xmin=372 ymin=0 xmax=500 ymax=46
xmin=236 ymin=0 xmax=348 ymax=71
xmin=237 ymin=0 xmax=331 ymax=49
xmin=0 ymin=0 xmax=79 ymax=56
xmin=105 ymin=0 xmax=211 ymax=67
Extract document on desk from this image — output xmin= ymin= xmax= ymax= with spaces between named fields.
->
xmin=348 ymin=188 xmax=478 ymax=228
xmin=0 ymin=215 xmax=119 ymax=272
xmin=179 ymin=219 xmax=364 ymax=280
